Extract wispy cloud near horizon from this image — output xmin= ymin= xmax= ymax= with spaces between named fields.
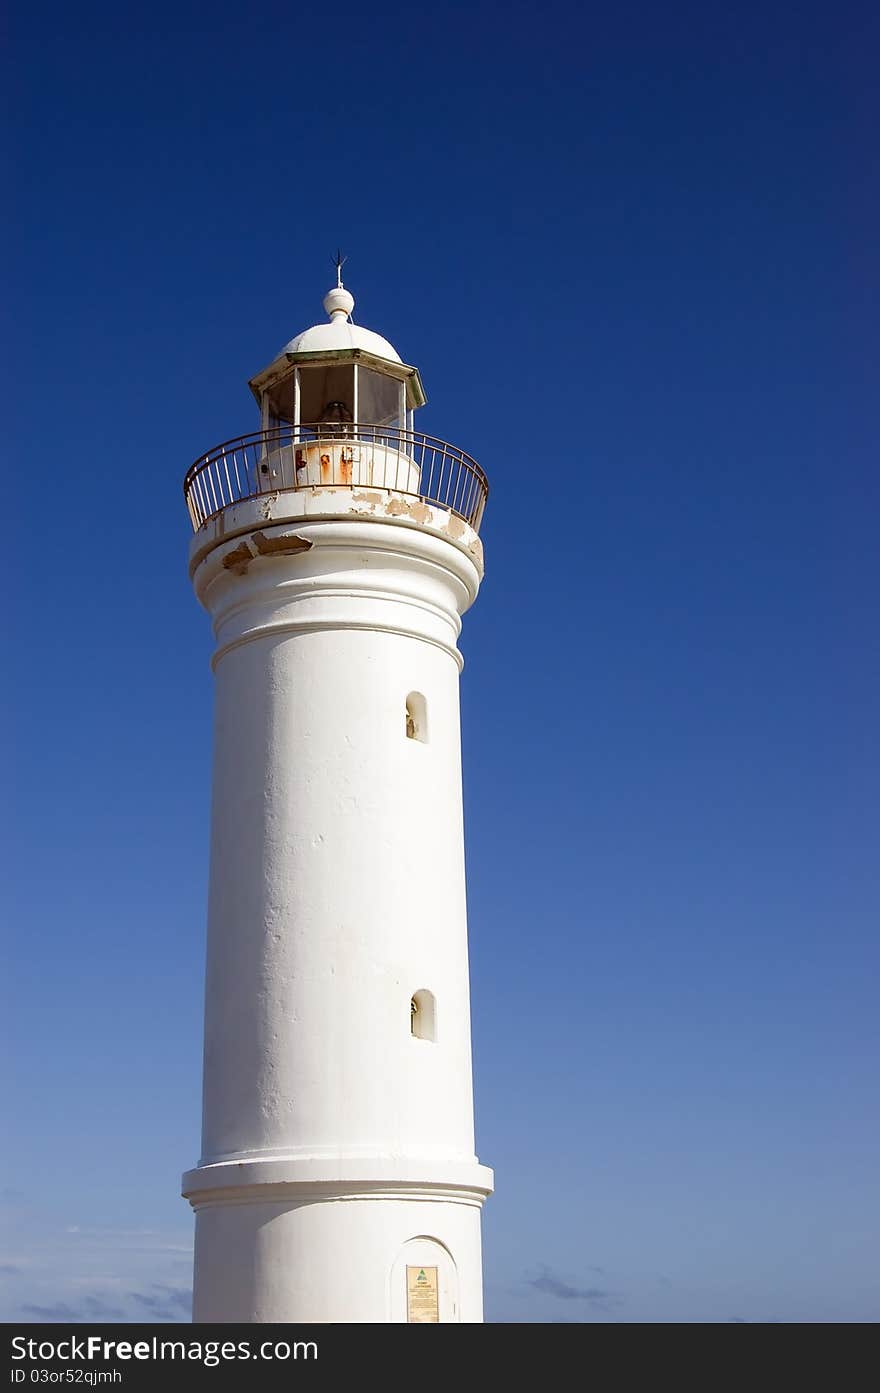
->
xmin=1 ymin=1195 xmax=193 ymax=1324
xmin=525 ymin=1264 xmax=622 ymax=1310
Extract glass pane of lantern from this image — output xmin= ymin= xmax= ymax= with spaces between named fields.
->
xmin=357 ymin=367 xmax=401 ymax=429
xmin=298 ymin=363 xmax=355 ymax=426
xmin=264 ymin=374 xmax=296 ymax=423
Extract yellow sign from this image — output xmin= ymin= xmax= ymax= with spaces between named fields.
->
xmin=407 ymin=1265 xmax=439 ymax=1323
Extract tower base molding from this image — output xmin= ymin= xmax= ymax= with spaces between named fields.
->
xmin=184 ymin=1158 xmax=492 ymax=1323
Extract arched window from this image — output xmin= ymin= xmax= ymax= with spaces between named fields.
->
xmin=410 ymin=989 xmax=436 ymax=1042
xmin=405 ymin=691 xmax=427 ymax=743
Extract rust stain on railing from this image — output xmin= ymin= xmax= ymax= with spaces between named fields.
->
xmin=183 ymin=425 xmax=488 ymax=535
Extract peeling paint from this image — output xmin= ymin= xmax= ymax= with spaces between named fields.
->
xmin=251 ymin=531 xmax=313 ymax=557
xmin=193 ymin=488 xmax=484 ymax=583
xmin=384 ymin=496 xmax=434 ymax=524
xmin=222 ymin=541 xmax=253 ymax=575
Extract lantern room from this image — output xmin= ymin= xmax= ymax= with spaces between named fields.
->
xmin=248 ymin=281 xmax=426 ymax=436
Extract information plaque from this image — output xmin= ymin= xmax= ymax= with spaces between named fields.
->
xmin=406 ymin=1265 xmax=439 ymax=1323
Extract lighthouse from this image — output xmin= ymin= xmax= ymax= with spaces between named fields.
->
xmin=181 ymin=271 xmax=493 ymax=1323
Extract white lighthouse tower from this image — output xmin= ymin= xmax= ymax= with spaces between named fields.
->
xmin=181 ymin=271 xmax=493 ymax=1323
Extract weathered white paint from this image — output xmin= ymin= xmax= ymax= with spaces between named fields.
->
xmin=182 ymin=304 xmax=492 ymax=1321
xmin=257 ymin=437 xmax=422 ymax=494
xmin=187 ymin=486 xmax=484 ymax=581
xmin=275 ymin=282 xmax=401 ymax=363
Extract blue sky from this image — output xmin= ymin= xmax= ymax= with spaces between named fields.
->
xmin=3 ymin=0 xmax=878 ymax=1323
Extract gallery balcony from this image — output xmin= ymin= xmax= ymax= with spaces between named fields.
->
xmin=183 ymin=424 xmax=488 ymax=535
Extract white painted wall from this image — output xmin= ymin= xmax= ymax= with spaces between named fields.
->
xmin=183 ymin=514 xmax=492 ymax=1322
xmin=192 ymin=1187 xmax=483 ymax=1323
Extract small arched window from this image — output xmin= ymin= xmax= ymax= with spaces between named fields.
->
xmin=410 ymin=989 xmax=436 ymax=1042
xmin=405 ymin=691 xmax=427 ymax=743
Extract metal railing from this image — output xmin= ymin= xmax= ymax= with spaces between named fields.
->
xmin=183 ymin=424 xmax=488 ymax=534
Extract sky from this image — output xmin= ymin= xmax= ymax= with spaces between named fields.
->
xmin=3 ymin=0 xmax=878 ymax=1324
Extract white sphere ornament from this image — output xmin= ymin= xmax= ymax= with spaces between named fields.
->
xmin=323 ymin=284 xmax=355 ymax=319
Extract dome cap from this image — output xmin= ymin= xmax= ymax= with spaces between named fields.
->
xmin=277 ymin=275 xmax=401 ymax=364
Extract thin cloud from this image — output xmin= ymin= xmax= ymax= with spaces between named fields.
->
xmin=20 ymin=1296 xmax=125 ymax=1322
xmin=20 ymin=1286 xmax=190 ymax=1324
xmin=65 ymin=1227 xmax=158 ymax=1239
xmin=527 ymin=1264 xmax=619 ymax=1305
xmin=0 ymin=1264 xmax=21 ymax=1275
xmin=131 ymin=1285 xmax=191 ymax=1320
xmin=21 ymin=1302 xmax=81 ymax=1321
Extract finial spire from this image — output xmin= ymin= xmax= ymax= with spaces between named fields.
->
xmin=323 ymin=252 xmax=354 ymax=321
